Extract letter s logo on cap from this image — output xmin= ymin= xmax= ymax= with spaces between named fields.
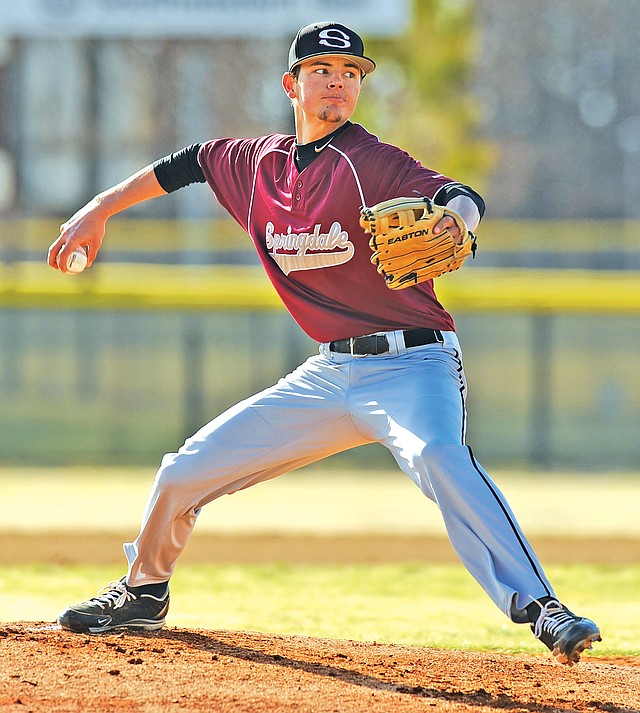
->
xmin=318 ymin=29 xmax=351 ymax=49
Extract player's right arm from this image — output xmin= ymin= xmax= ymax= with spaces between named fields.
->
xmin=48 ymin=164 xmax=167 ymax=272
xmin=48 ymin=144 xmax=206 ymax=273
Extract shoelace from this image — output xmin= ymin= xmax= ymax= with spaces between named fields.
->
xmin=533 ymin=599 xmax=575 ymax=639
xmin=90 ymin=580 xmax=138 ymax=610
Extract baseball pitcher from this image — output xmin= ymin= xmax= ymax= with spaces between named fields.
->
xmin=48 ymin=21 xmax=600 ymax=665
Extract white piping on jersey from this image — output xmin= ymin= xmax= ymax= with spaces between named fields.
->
xmin=326 ymin=145 xmax=367 ymax=207
xmin=247 ymin=144 xmax=368 ymax=232
xmin=246 ymin=145 xmax=455 ymax=232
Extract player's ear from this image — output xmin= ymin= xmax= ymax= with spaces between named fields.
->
xmin=282 ymin=72 xmax=297 ymax=99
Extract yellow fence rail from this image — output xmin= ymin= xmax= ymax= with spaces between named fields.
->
xmin=1 ymin=263 xmax=640 ymax=313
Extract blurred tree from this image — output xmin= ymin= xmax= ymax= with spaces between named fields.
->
xmin=355 ymin=0 xmax=496 ymax=191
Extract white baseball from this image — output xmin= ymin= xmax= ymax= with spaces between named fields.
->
xmin=66 ymin=247 xmax=88 ymax=274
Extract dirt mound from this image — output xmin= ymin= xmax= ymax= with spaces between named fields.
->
xmin=1 ymin=623 xmax=638 ymax=712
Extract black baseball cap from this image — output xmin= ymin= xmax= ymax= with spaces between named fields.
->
xmin=288 ymin=21 xmax=376 ymax=76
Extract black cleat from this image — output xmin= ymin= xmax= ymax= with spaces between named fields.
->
xmin=58 ymin=578 xmax=169 ymax=634
xmin=531 ymin=599 xmax=601 ymax=665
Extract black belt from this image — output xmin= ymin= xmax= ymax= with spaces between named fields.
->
xmin=329 ymin=328 xmax=443 ymax=356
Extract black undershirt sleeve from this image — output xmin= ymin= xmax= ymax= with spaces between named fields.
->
xmin=433 ymin=182 xmax=486 ymax=219
xmin=153 ymin=143 xmax=206 ymax=193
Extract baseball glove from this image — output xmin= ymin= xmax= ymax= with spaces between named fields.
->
xmin=360 ymin=195 xmax=476 ymax=290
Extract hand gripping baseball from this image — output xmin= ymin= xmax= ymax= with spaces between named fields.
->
xmin=360 ymin=195 xmax=477 ymax=289
xmin=47 ymin=201 xmax=107 ymax=274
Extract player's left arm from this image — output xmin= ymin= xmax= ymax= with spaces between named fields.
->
xmin=432 ymin=183 xmax=485 ymax=242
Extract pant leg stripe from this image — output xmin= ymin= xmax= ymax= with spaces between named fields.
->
xmin=466 ymin=446 xmax=553 ymax=597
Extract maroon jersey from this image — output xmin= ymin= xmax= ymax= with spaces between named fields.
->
xmin=198 ymin=123 xmax=457 ymax=342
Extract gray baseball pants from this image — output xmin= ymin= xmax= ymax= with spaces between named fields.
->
xmin=124 ymin=330 xmax=554 ymax=619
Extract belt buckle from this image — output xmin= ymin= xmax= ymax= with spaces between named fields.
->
xmin=350 ymin=334 xmax=389 ymax=356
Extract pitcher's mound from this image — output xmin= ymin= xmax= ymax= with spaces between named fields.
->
xmin=1 ymin=623 xmax=638 ymax=712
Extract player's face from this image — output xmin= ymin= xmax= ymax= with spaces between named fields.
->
xmin=285 ymin=57 xmax=363 ymax=134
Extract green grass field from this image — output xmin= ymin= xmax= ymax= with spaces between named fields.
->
xmin=1 ymin=562 xmax=638 ymax=658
